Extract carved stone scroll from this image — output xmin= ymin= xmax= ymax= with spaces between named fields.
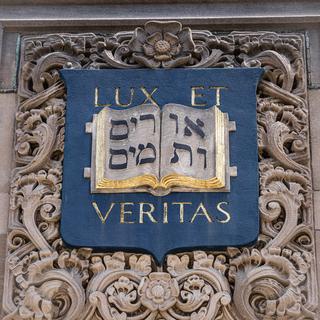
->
xmin=2 ymin=21 xmax=317 ymax=319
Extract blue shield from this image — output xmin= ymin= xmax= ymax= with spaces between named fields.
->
xmin=60 ymin=68 xmax=263 ymax=265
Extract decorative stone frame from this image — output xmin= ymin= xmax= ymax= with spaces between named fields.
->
xmin=2 ymin=21 xmax=317 ymax=320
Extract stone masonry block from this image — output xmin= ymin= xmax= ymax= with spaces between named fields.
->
xmin=309 ymin=89 xmax=320 ymax=190
xmin=0 ymin=93 xmax=16 ymax=193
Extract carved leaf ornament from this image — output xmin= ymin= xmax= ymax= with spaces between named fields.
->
xmin=2 ymin=21 xmax=317 ymax=320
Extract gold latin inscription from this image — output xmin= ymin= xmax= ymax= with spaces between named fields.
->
xmin=115 ymin=87 xmax=134 ymax=107
xmin=120 ymin=202 xmax=135 ymax=223
xmin=209 ymin=86 xmax=228 ymax=106
xmin=95 ymin=87 xmax=159 ymax=107
xmin=95 ymin=86 xmax=228 ymax=108
xmin=163 ymin=202 xmax=168 ymax=223
xmin=139 ymin=87 xmax=159 ymax=106
xmin=139 ymin=202 xmax=159 ymax=223
xmin=190 ymin=202 xmax=213 ymax=223
xmin=95 ymin=87 xmax=111 ymax=107
xmin=217 ymin=201 xmax=230 ymax=223
xmin=93 ymin=201 xmax=230 ymax=224
xmin=172 ymin=202 xmax=192 ymax=223
xmin=191 ymin=86 xmax=206 ymax=106
xmin=92 ymin=202 xmax=115 ymax=223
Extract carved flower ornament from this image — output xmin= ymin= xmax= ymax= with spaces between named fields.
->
xmin=138 ymin=273 xmax=179 ymax=311
xmin=128 ymin=21 xmax=195 ymax=68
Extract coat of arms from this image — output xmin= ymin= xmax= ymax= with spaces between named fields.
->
xmin=60 ymin=68 xmax=263 ymax=264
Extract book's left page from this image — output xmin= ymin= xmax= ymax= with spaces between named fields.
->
xmin=93 ymin=104 xmax=161 ymax=191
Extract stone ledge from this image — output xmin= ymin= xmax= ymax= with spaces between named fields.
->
xmin=1 ymin=0 xmax=317 ymax=5
xmin=1 ymin=3 xmax=320 ymax=30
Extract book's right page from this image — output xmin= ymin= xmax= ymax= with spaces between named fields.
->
xmin=160 ymin=104 xmax=216 ymax=186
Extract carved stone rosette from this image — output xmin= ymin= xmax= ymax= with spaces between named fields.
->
xmin=2 ymin=21 xmax=317 ymax=319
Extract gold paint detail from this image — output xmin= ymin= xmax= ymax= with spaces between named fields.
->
xmin=95 ymin=87 xmax=111 ymax=107
xmin=217 ymin=201 xmax=230 ymax=223
xmin=215 ymin=106 xmax=225 ymax=187
xmin=139 ymin=202 xmax=158 ymax=223
xmin=140 ymin=87 xmax=159 ymax=106
xmin=163 ymin=202 xmax=168 ymax=223
xmin=209 ymin=86 xmax=228 ymax=106
xmin=96 ymin=107 xmax=106 ymax=186
xmin=115 ymin=87 xmax=134 ymax=107
xmin=190 ymin=202 xmax=213 ymax=223
xmin=96 ymin=173 xmax=224 ymax=190
xmin=172 ymin=202 xmax=192 ymax=223
xmin=92 ymin=202 xmax=115 ymax=223
xmin=120 ymin=202 xmax=135 ymax=223
xmin=191 ymin=86 xmax=206 ymax=106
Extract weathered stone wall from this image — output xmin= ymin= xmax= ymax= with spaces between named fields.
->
xmin=1 ymin=2 xmax=320 ymax=319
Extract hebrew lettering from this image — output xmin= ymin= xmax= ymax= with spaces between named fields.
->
xmin=140 ymin=114 xmax=156 ymax=133
xmin=197 ymin=147 xmax=207 ymax=169
xmin=109 ymin=148 xmax=128 ymax=170
xmin=169 ymin=113 xmax=179 ymax=133
xmin=136 ymin=143 xmax=157 ymax=165
xmin=184 ymin=116 xmax=205 ymax=139
xmin=110 ymin=119 xmax=129 ymax=140
xmin=94 ymin=103 xmax=224 ymax=191
xmin=170 ymin=142 xmax=193 ymax=166
xmin=161 ymin=104 xmax=216 ymax=181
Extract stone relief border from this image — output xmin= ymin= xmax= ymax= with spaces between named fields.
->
xmin=2 ymin=21 xmax=317 ymax=320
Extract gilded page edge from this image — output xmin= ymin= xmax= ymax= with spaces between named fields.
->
xmin=95 ymin=107 xmax=106 ymax=188
xmin=215 ymin=106 xmax=225 ymax=187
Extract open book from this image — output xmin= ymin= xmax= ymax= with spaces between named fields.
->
xmin=90 ymin=104 xmax=230 ymax=195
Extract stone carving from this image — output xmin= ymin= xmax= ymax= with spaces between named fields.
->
xmin=138 ymin=273 xmax=179 ymax=311
xmin=229 ymin=247 xmax=314 ymax=319
xmin=128 ymin=21 xmax=195 ymax=68
xmin=2 ymin=22 xmax=317 ymax=319
xmin=5 ymin=248 xmax=91 ymax=320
